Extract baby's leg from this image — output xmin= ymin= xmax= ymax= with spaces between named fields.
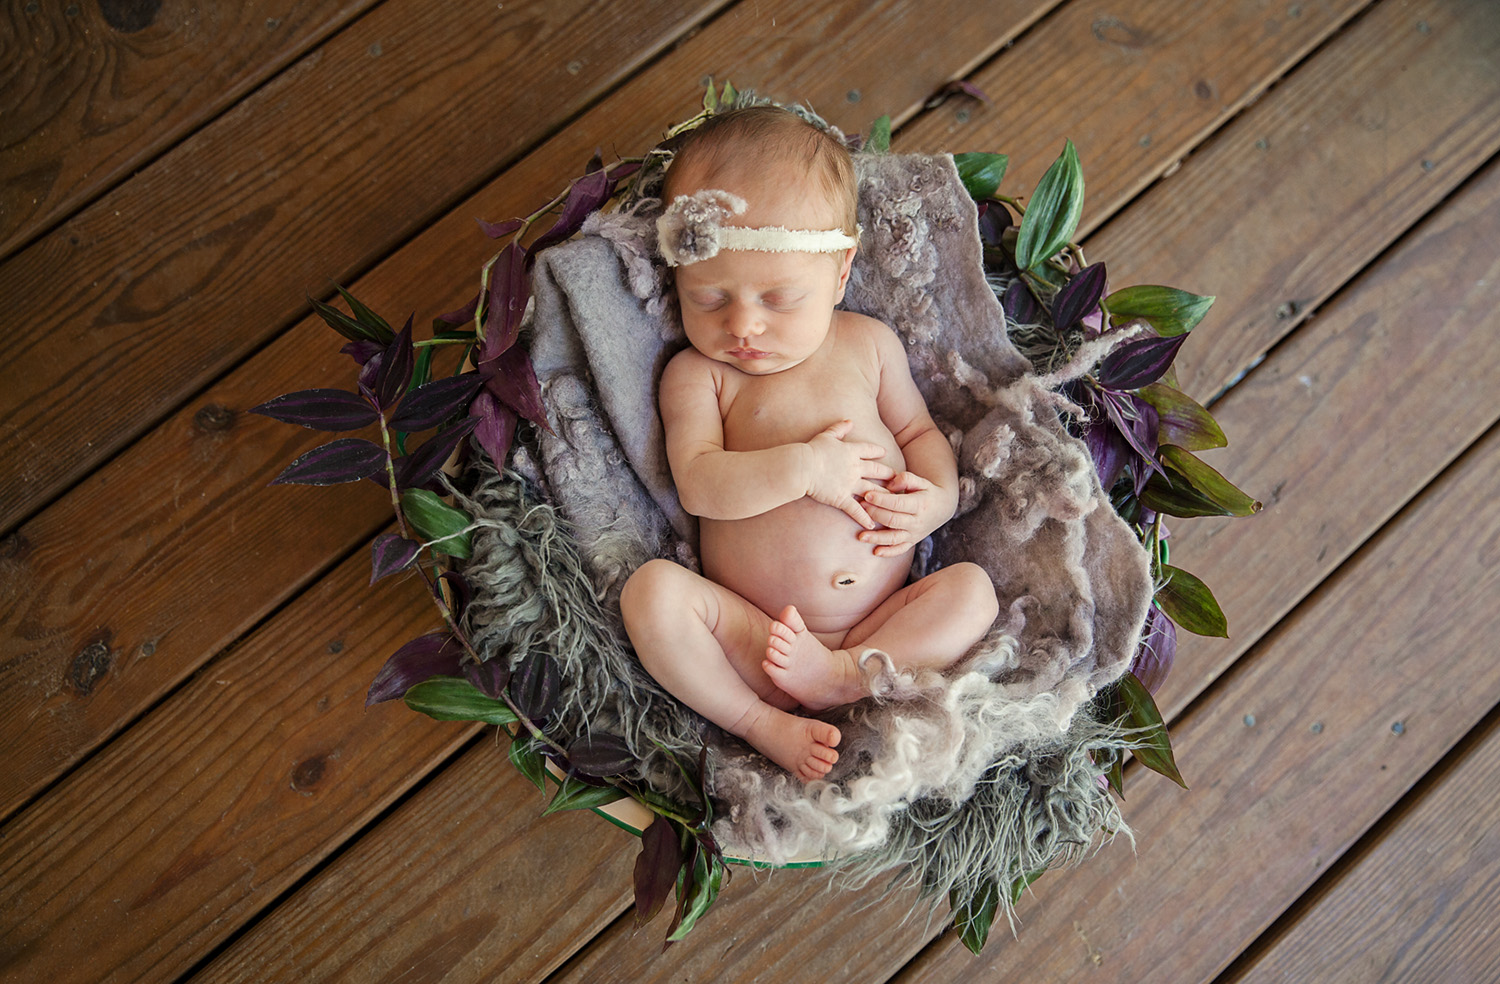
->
xmin=764 ymin=562 xmax=999 ymax=709
xmin=620 ymin=559 xmax=841 ymax=781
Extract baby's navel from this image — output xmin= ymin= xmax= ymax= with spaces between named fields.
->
xmin=832 ymin=571 xmax=859 ymax=589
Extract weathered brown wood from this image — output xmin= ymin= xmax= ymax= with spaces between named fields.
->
xmin=900 ymin=432 xmax=1500 ymax=982
xmin=0 ymin=0 xmax=728 ymax=822
xmin=897 ymin=154 xmax=1500 ymax=983
xmin=1233 ymin=713 xmax=1500 ymax=984
xmin=0 ymin=0 xmax=1052 ymax=820
xmin=0 ymin=0 xmax=724 ymax=533
xmin=1087 ymin=0 xmax=1500 ymax=403
xmin=0 ymin=546 xmax=477 ymax=984
xmin=195 ymin=738 xmax=641 ymax=984
xmin=0 ymin=0 xmax=372 ymax=259
xmin=899 ymin=0 xmax=1372 ymax=245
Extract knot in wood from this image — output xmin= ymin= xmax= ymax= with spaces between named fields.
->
xmin=291 ymin=756 xmax=327 ymax=792
xmin=69 ymin=641 xmax=114 ymax=696
xmin=194 ymin=404 xmax=235 ymax=432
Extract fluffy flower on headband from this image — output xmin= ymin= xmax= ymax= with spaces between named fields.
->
xmin=656 ymin=188 xmax=859 ymax=266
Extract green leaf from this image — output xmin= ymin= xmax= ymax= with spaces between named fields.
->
xmin=720 ymin=79 xmax=738 ymax=106
xmin=508 ymin=734 xmax=547 ymax=793
xmin=1160 ymin=446 xmax=1260 ymax=516
xmin=399 ymin=488 xmax=473 ymax=558
xmin=333 ymin=284 xmax=395 ymax=339
xmin=953 ymin=152 xmax=1009 ymax=200
xmin=1157 ymin=565 xmax=1229 ymax=638
xmin=1138 ymin=383 xmax=1226 ymax=451
xmin=1117 ymin=671 xmax=1187 ymax=788
xmin=1015 ymin=140 xmax=1084 ymax=272
xmin=702 ymin=79 xmax=718 ymax=112
xmin=666 ymin=845 xmax=723 ymax=941
xmin=951 ymin=879 xmax=1000 ymax=954
xmin=867 ymin=114 xmax=892 ymax=154
xmin=1009 ymin=868 xmax=1044 ymax=906
xmin=1105 ymin=285 xmax=1215 ymax=337
xmin=542 ymin=776 xmax=627 ymax=816
xmin=404 ymin=676 xmax=518 ymax=726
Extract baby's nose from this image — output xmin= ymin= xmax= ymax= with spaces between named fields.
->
xmin=725 ymin=304 xmax=764 ymax=338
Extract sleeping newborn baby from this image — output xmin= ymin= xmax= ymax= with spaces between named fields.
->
xmin=620 ymin=106 xmax=999 ymax=780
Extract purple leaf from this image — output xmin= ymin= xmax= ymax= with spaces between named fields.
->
xmin=634 ymin=816 xmax=683 ymax=928
xmin=923 ymin=78 xmax=992 ymax=109
xmin=1084 ymin=419 xmax=1132 ymax=491
xmin=464 ymin=659 xmax=510 ymax=699
xmin=252 ymin=388 xmax=378 ymax=431
xmin=340 ymin=340 xmax=384 ymax=366
xmin=1097 ymin=332 xmax=1189 ymax=391
xmin=436 ymin=292 xmax=480 ymax=330
xmin=1132 ymin=604 xmax=1177 ymax=694
xmin=532 ymin=167 xmax=613 ymax=254
xmin=437 ymin=570 xmax=472 ymax=620
xmin=481 ymin=244 xmax=530 ymax=359
xmin=373 ymin=315 xmax=416 ymax=410
xmin=469 ymin=390 xmax=519 ymax=466
xmin=609 ymin=160 xmax=642 ymax=182
xmin=388 ymin=373 xmax=484 ymax=432
xmin=567 ymin=733 xmax=636 ymax=778
xmin=483 ymin=346 xmax=549 ymax=429
xmin=1100 ymin=391 xmax=1163 ymax=483
xmin=357 ymin=351 xmax=382 ymax=403
xmin=1052 ymin=262 xmax=1107 ymax=330
xmin=370 ymin=532 xmax=420 ymax=583
xmin=477 ymin=216 xmax=524 ymax=240
xmin=1002 ymin=281 xmax=1041 ymax=324
xmin=366 ymin=632 xmax=464 ymax=706
xmin=510 ymin=651 xmax=560 ymax=722
xmin=270 ymin=438 xmax=387 ymax=486
xmin=977 ymin=202 xmax=1009 ymax=245
xmin=394 ymin=416 xmax=480 ymax=490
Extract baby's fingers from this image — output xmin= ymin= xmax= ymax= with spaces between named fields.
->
xmin=862 ymin=498 xmax=915 ymax=530
xmin=839 ymin=498 xmax=877 ymax=530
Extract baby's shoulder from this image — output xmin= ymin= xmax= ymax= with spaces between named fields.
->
xmin=833 ymin=310 xmax=906 ymax=363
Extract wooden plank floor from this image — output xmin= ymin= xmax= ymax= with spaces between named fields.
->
xmin=2 ymin=1 xmax=1496 ymax=981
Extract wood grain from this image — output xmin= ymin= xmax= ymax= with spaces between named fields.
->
xmin=0 ymin=0 xmax=1055 ymax=827
xmin=899 ymin=0 xmax=1372 ymax=240
xmin=1086 ymin=0 xmax=1500 ymax=402
xmin=194 ymin=738 xmax=641 ymax=984
xmin=0 ymin=0 xmax=722 ymax=533
xmin=0 ymin=545 xmax=478 ymax=984
xmin=1233 ymin=712 xmax=1500 ymax=984
xmin=0 ymin=0 xmax=371 ymax=259
xmin=897 ymin=153 xmax=1500 ymax=983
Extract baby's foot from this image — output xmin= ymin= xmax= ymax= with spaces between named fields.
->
xmin=740 ymin=705 xmax=841 ymax=782
xmin=763 ymin=605 xmax=866 ymax=711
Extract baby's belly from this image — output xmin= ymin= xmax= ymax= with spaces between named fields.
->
xmin=701 ymin=499 xmax=912 ymax=636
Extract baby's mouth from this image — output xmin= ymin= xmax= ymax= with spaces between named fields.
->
xmin=727 ymin=347 xmax=773 ymax=360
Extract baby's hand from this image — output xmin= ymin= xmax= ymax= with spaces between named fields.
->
xmin=804 ymin=419 xmax=896 ymax=528
xmin=858 ymin=471 xmax=950 ymax=556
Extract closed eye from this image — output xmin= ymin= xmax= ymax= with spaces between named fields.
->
xmin=762 ymin=292 xmax=805 ymax=310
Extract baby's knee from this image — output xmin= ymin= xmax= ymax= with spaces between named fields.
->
xmin=620 ymin=559 xmax=682 ymax=627
xmin=949 ymin=562 xmax=1000 ymax=626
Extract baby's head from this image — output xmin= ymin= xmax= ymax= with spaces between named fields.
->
xmin=659 ymin=107 xmax=861 ymax=374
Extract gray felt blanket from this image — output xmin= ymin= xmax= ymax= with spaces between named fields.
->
xmin=470 ymin=152 xmax=1152 ymax=904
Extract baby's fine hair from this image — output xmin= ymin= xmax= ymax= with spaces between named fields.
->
xmin=664 ymin=105 xmax=859 ymax=236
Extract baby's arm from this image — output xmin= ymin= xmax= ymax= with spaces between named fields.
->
xmin=660 ymin=349 xmax=894 ymax=525
xmin=858 ymin=321 xmax=961 ymax=555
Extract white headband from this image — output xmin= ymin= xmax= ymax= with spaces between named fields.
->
xmin=655 ymin=189 xmax=858 ymax=267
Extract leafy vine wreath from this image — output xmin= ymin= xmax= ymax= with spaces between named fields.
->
xmin=253 ymin=82 xmax=1257 ymax=951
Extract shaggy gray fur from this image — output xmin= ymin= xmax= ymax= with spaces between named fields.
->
xmin=469 ymin=152 xmax=1152 ymax=920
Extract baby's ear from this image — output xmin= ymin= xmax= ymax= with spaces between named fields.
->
xmin=833 ymin=245 xmax=857 ymax=301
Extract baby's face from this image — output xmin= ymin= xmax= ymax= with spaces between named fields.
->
xmin=671 ymin=170 xmax=856 ymax=375
xmin=675 ymin=246 xmax=854 ymax=375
